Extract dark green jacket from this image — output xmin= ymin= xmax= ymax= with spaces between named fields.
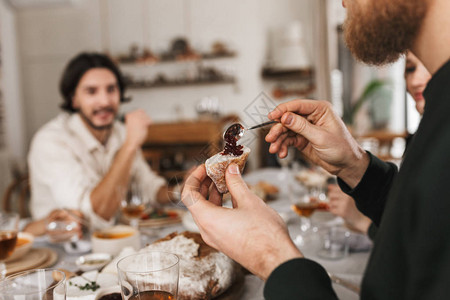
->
xmin=264 ymin=60 xmax=450 ymax=299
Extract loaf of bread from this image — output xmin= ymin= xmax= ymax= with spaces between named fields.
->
xmin=145 ymin=231 xmax=238 ymax=299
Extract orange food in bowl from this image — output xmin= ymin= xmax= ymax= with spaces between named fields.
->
xmin=93 ymin=232 xmax=134 ymax=239
xmin=91 ymin=225 xmax=140 ymax=256
xmin=15 ymin=237 xmax=31 ymax=248
xmin=6 ymin=232 xmax=34 ymax=262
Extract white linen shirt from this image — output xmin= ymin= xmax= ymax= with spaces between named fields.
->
xmin=28 ymin=113 xmax=166 ymax=229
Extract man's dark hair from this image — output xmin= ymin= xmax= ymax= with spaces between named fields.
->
xmin=59 ymin=52 xmax=130 ymax=112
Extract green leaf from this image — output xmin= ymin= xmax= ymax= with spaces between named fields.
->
xmin=346 ymin=79 xmax=389 ymax=124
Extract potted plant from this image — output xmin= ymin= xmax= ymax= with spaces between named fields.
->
xmin=342 ymin=79 xmax=389 ymax=126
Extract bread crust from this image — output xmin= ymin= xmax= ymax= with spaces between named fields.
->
xmin=152 ymin=231 xmax=237 ymax=299
xmin=205 ymin=147 xmax=250 ymax=193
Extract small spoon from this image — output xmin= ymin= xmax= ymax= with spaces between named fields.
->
xmin=223 ymin=121 xmax=277 ymax=141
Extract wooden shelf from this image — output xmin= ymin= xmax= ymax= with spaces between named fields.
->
xmin=262 ymin=68 xmax=314 ymax=81
xmin=127 ymin=78 xmax=236 ymax=89
xmin=359 ymin=130 xmax=408 ymax=142
xmin=117 ymin=53 xmax=236 ymax=66
xmin=272 ymin=84 xmax=316 ymax=99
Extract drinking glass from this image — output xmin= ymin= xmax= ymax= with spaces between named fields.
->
xmin=317 ymin=226 xmax=351 ymax=260
xmin=290 ymin=184 xmax=320 ymax=246
xmin=0 ymin=212 xmax=19 ymax=279
xmin=276 ymin=148 xmax=296 ymax=198
xmin=117 ymin=252 xmax=179 ymax=300
xmin=120 ymin=182 xmax=146 ymax=229
xmin=296 ymin=167 xmax=330 ymax=211
xmin=46 ymin=219 xmax=79 ymax=244
xmin=0 ymin=269 xmax=66 ymax=300
xmin=276 ymin=148 xmax=295 ymax=174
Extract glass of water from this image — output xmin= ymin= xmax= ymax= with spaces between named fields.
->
xmin=0 ymin=269 xmax=66 ymax=300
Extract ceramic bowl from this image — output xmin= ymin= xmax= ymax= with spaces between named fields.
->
xmin=76 ymin=253 xmax=112 ymax=272
xmin=91 ymin=225 xmax=140 ymax=256
xmin=6 ymin=232 xmax=34 ymax=262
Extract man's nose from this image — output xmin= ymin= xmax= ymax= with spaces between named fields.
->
xmin=97 ymin=89 xmax=113 ymax=105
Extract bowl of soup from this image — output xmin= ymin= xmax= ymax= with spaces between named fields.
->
xmin=6 ymin=232 xmax=34 ymax=262
xmin=91 ymin=225 xmax=140 ymax=256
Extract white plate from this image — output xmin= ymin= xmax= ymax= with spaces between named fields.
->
xmin=243 ymin=168 xmax=288 ymax=194
xmin=67 ymin=271 xmax=118 ymax=300
xmin=76 ymin=253 xmax=112 ymax=272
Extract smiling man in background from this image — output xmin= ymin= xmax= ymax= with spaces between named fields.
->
xmin=182 ymin=0 xmax=450 ymax=299
xmin=27 ymin=53 xmax=175 ymax=233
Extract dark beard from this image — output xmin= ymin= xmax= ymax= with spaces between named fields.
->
xmin=344 ymin=0 xmax=427 ymax=66
xmin=78 ymin=108 xmax=115 ymax=131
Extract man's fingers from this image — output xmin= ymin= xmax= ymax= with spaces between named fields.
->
xmin=268 ymin=136 xmax=284 ymax=154
xmin=209 ymin=185 xmax=223 ymax=206
xmin=268 ymin=99 xmax=324 ymax=120
xmin=182 ymin=165 xmax=225 ymax=209
xmin=278 ymin=144 xmax=289 ymax=158
xmin=199 ymin=177 xmax=213 ymax=197
xmin=185 ymin=165 xmax=207 ymax=186
xmin=267 ymin=100 xmax=331 ymax=151
xmin=293 ymin=135 xmax=309 ymax=152
xmin=265 ymin=123 xmax=287 ymax=143
xmin=189 ymin=207 xmax=221 ymax=250
xmin=280 ymin=112 xmax=323 ymax=144
xmin=181 ymin=165 xmax=208 ymax=208
xmin=225 ymin=164 xmax=251 ymax=207
xmin=268 ymin=127 xmax=291 ymax=154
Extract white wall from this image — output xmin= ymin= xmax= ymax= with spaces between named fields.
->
xmin=16 ymin=0 xmax=318 ymax=169
xmin=116 ymin=0 xmax=266 ymax=124
xmin=17 ymin=0 xmax=103 ymax=143
xmin=0 ymin=0 xmax=25 ymax=196
xmin=1 ymin=1 xmax=26 ymax=164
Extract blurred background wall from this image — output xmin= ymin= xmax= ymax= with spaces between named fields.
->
xmin=0 ymin=0 xmax=418 ymax=196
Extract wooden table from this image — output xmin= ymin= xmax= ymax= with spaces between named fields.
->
xmin=32 ymin=168 xmax=370 ymax=299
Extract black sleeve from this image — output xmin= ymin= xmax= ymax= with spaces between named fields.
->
xmin=367 ymin=222 xmax=378 ymax=240
xmin=337 ymin=152 xmax=398 ymax=226
xmin=264 ymin=258 xmax=338 ymax=300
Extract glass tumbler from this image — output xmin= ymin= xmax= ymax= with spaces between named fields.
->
xmin=117 ymin=252 xmax=179 ymax=300
xmin=0 ymin=269 xmax=66 ymax=300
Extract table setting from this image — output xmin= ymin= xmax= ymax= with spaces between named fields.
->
xmin=1 ymin=165 xmax=372 ymax=300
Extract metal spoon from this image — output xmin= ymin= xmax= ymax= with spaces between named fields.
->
xmin=223 ymin=121 xmax=277 ymax=141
